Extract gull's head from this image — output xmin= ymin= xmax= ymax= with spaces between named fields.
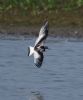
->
xmin=28 ymin=46 xmax=34 ymax=56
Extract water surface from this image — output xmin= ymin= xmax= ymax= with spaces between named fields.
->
xmin=0 ymin=36 xmax=83 ymax=100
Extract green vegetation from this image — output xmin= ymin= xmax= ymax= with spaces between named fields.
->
xmin=0 ymin=0 xmax=83 ymax=12
xmin=0 ymin=0 xmax=83 ymax=26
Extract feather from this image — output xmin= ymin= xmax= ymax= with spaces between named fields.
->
xmin=34 ymin=49 xmax=44 ymax=68
xmin=34 ymin=21 xmax=48 ymax=48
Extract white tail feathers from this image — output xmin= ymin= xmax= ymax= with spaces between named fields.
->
xmin=28 ymin=46 xmax=34 ymax=56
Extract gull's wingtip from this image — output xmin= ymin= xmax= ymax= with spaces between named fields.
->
xmin=44 ymin=20 xmax=48 ymax=25
xmin=44 ymin=20 xmax=49 ymax=29
xmin=34 ymin=63 xmax=42 ymax=68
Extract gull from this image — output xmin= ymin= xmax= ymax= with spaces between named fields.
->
xmin=28 ymin=21 xmax=48 ymax=68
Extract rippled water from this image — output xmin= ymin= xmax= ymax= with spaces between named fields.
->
xmin=0 ymin=36 xmax=83 ymax=100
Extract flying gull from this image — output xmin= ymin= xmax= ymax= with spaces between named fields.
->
xmin=28 ymin=21 xmax=48 ymax=68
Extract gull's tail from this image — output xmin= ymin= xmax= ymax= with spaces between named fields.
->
xmin=28 ymin=46 xmax=34 ymax=56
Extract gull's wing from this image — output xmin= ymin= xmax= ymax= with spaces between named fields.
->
xmin=34 ymin=49 xmax=44 ymax=68
xmin=34 ymin=21 xmax=48 ymax=48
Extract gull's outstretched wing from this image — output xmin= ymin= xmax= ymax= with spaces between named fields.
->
xmin=34 ymin=49 xmax=44 ymax=68
xmin=34 ymin=21 xmax=48 ymax=48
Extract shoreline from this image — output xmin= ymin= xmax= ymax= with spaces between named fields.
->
xmin=0 ymin=25 xmax=83 ymax=38
xmin=0 ymin=9 xmax=83 ymax=38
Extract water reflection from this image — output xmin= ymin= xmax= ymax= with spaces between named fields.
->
xmin=29 ymin=91 xmax=44 ymax=100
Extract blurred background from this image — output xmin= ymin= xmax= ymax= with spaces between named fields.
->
xmin=0 ymin=0 xmax=83 ymax=26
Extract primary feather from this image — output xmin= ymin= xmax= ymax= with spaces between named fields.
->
xmin=34 ymin=21 xmax=48 ymax=48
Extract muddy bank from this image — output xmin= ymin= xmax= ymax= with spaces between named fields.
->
xmin=0 ymin=25 xmax=83 ymax=38
xmin=0 ymin=9 xmax=83 ymax=38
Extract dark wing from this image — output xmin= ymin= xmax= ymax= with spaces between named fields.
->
xmin=34 ymin=21 xmax=48 ymax=48
xmin=34 ymin=49 xmax=44 ymax=68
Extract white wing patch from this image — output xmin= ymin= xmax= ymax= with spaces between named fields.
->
xmin=34 ymin=34 xmax=44 ymax=47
